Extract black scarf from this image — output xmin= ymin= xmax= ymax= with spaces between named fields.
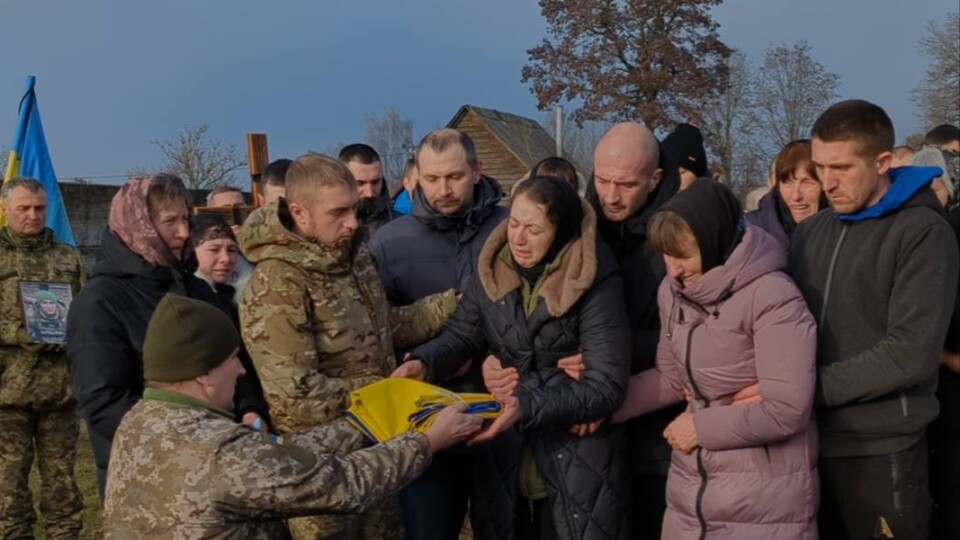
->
xmin=660 ymin=178 xmax=743 ymax=274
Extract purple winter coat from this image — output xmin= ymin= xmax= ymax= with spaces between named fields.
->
xmin=613 ymin=225 xmax=819 ymax=540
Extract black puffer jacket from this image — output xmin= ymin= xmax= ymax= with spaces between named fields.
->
xmin=67 ymin=230 xmax=267 ymax=495
xmin=369 ymin=176 xmax=507 ymax=393
xmin=584 ymin=144 xmax=682 ymax=474
xmin=413 ymin=203 xmax=631 ymax=540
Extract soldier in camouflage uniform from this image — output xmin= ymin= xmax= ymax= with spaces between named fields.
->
xmin=0 ymin=178 xmax=84 ymax=539
xmin=104 ymin=294 xmax=481 ymax=539
xmin=239 ymin=154 xmax=457 ymax=539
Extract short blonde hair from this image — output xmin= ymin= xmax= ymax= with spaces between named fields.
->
xmin=285 ymin=153 xmax=355 ymax=206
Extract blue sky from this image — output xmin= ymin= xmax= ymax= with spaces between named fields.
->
xmin=1 ymin=0 xmax=955 ymax=184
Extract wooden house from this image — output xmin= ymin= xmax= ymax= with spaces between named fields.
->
xmin=447 ymin=105 xmax=573 ymax=198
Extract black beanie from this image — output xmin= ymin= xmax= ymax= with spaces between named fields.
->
xmin=659 ymin=178 xmax=742 ymax=274
xmin=662 ymin=123 xmax=708 ymax=178
xmin=143 ymin=294 xmax=240 ymax=382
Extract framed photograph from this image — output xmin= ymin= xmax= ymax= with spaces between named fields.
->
xmin=19 ymin=281 xmax=73 ymax=344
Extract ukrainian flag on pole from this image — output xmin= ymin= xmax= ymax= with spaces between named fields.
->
xmin=2 ymin=75 xmax=75 ymax=245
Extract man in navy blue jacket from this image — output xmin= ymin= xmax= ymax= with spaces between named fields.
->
xmin=369 ymin=128 xmax=512 ymax=540
xmin=789 ymin=100 xmax=958 ymax=539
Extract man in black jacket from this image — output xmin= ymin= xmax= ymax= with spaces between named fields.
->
xmin=585 ymin=122 xmax=680 ymax=539
xmin=789 ymin=100 xmax=959 ymax=539
xmin=339 ymin=143 xmax=397 ymax=242
xmin=369 ymin=128 xmax=512 ymax=540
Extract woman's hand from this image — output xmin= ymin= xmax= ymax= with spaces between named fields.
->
xmin=482 ymin=355 xmax=519 ymax=399
xmin=468 ymin=394 xmax=521 ymax=446
xmin=392 ymin=358 xmax=427 ymax=381
xmin=242 ymin=412 xmax=265 ymax=432
xmin=663 ymin=412 xmax=699 ymax=454
xmin=557 ymin=352 xmax=585 ymax=381
xmin=731 ymin=383 xmax=762 ymax=405
xmin=569 ymin=418 xmax=604 ymax=437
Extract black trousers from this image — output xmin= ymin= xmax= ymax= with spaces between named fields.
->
xmin=819 ymin=438 xmax=931 ymax=540
xmin=631 ymin=473 xmax=667 ymax=540
xmin=399 ymin=451 xmax=472 ymax=540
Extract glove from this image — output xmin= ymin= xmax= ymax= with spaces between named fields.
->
xmin=16 ymin=328 xmax=65 ymax=354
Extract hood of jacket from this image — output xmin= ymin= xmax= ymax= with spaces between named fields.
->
xmin=239 ymin=199 xmax=359 ymax=275
xmin=477 ymin=200 xmax=605 ymax=317
xmin=412 ymin=175 xmax=504 ymax=239
xmin=585 ymin=140 xmax=681 ymax=243
xmin=837 ymin=166 xmax=942 ymax=222
xmin=668 ymin=225 xmax=786 ymax=308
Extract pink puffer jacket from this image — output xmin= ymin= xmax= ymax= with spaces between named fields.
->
xmin=615 ymin=225 xmax=819 ymax=540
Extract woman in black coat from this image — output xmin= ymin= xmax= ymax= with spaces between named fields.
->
xmin=398 ymin=177 xmax=632 ymax=540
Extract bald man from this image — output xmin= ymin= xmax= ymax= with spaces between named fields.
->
xmin=585 ymin=122 xmax=681 ymax=539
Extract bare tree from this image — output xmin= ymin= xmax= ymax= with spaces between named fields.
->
xmin=541 ymin=113 xmax=611 ymax=172
xmin=0 ymin=146 xmax=9 ymax=179
xmin=913 ymin=12 xmax=960 ymax=129
xmin=152 ymin=125 xmax=244 ymax=190
xmin=365 ymin=107 xmax=414 ymax=185
xmin=522 ymin=0 xmax=732 ymax=131
xmin=753 ymin=41 xmax=840 ymax=155
xmin=700 ymin=50 xmax=761 ymax=187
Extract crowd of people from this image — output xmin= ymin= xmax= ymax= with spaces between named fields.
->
xmin=0 ymin=99 xmax=958 ymax=540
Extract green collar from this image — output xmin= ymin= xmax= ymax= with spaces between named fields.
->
xmin=0 ymin=226 xmax=53 ymax=251
xmin=143 ymin=388 xmax=235 ymax=421
xmin=498 ymin=243 xmax=571 ymax=318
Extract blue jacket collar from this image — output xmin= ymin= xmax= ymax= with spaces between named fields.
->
xmin=835 ymin=166 xmax=941 ymax=222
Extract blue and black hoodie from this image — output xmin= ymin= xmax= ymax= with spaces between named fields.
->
xmin=788 ymin=166 xmax=960 ymax=457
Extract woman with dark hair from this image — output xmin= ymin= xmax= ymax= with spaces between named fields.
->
xmin=613 ymin=179 xmax=819 ymax=539
xmin=511 ymin=156 xmax=581 ymax=199
xmin=745 ymin=140 xmax=826 ymax=249
xmin=191 ymin=214 xmax=270 ymax=427
xmin=395 ymin=176 xmax=632 ymax=539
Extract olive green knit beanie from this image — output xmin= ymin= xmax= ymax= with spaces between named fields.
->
xmin=143 ymin=294 xmax=240 ymax=382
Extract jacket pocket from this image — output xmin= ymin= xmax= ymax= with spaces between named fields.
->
xmin=752 ymin=443 xmax=787 ymax=478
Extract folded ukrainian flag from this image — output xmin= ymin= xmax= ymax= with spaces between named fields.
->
xmin=346 ymin=378 xmax=502 ymax=443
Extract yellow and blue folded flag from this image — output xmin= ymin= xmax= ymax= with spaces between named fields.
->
xmin=346 ymin=378 xmax=502 ymax=443
xmin=1 ymin=76 xmax=75 ymax=245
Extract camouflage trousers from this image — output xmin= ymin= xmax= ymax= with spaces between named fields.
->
xmin=287 ymin=495 xmax=404 ymax=540
xmin=0 ymin=404 xmax=83 ymax=540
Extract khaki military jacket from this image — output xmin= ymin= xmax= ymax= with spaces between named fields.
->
xmin=0 ymin=227 xmax=85 ymax=409
xmin=103 ymin=389 xmax=431 ymax=539
xmin=238 ymin=202 xmax=455 ymax=433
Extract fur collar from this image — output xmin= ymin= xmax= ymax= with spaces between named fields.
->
xmin=477 ymin=199 xmax=598 ymax=317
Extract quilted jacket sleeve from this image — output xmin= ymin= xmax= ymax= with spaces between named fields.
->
xmin=516 ymin=274 xmax=631 ymax=429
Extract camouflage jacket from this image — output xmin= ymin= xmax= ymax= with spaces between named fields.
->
xmin=103 ymin=388 xmax=431 ymax=540
xmin=238 ymin=202 xmax=456 ymax=433
xmin=0 ymin=227 xmax=85 ymax=409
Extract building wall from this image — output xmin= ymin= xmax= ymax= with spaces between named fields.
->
xmin=452 ymin=111 xmax=529 ymax=196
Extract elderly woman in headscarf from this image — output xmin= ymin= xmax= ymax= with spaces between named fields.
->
xmin=395 ymin=176 xmax=632 ymax=540
xmin=66 ymin=175 xmax=265 ymax=497
xmin=613 ymin=179 xmax=819 ymax=539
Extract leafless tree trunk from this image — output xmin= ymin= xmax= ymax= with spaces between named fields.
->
xmin=700 ymin=51 xmax=760 ymax=187
xmin=152 ymin=125 xmax=244 ymax=190
xmin=365 ymin=107 xmax=414 ymax=187
xmin=753 ymin=41 xmax=840 ymax=154
xmin=913 ymin=12 xmax=960 ymax=129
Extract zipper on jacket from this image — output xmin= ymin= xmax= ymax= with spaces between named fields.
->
xmin=684 ymin=321 xmax=709 ymax=540
xmin=899 ymin=391 xmax=909 ymax=417
xmin=818 ymin=225 xmax=849 ymax=327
